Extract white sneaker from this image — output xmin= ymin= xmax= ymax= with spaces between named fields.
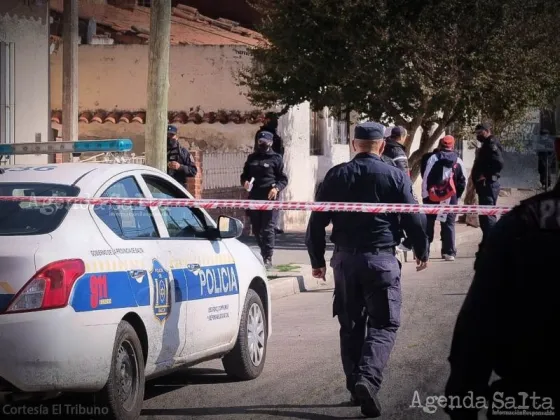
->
xmin=443 ymin=254 xmax=455 ymax=261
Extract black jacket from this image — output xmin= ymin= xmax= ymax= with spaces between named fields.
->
xmin=167 ymin=146 xmax=197 ymax=185
xmin=240 ymin=150 xmax=288 ymax=200
xmin=382 ymin=140 xmax=409 ymax=174
xmin=424 ymin=150 xmax=467 ymax=199
xmin=445 ymin=185 xmax=560 ymax=419
xmin=420 ymin=149 xmax=438 ymax=179
xmin=471 ymin=135 xmax=504 ymax=181
xmin=254 ymin=124 xmax=285 ymax=156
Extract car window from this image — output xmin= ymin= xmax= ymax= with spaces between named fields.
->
xmin=0 ymin=183 xmax=79 ymax=236
xmin=142 ymin=175 xmax=207 ymax=238
xmin=94 ymin=176 xmax=159 ymax=239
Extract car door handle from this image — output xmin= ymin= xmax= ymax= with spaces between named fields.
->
xmin=185 ymin=264 xmax=201 ymax=272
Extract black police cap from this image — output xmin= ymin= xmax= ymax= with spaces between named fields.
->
xmin=354 ymin=122 xmax=385 ymax=141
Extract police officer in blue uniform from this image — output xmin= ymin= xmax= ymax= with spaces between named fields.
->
xmin=305 ymin=122 xmax=429 ymax=418
xmin=444 ymin=182 xmax=560 ymax=419
xmin=241 ymin=131 xmax=288 ymax=269
xmin=472 ymin=123 xmax=504 ymax=243
xmin=167 ymin=125 xmax=198 ymax=185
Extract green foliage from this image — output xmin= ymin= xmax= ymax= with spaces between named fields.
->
xmin=239 ymin=0 xmax=560 ymax=179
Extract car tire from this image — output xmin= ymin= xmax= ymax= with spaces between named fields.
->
xmin=100 ymin=320 xmax=145 ymax=420
xmin=222 ymin=288 xmax=268 ymax=380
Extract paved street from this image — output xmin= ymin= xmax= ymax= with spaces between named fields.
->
xmin=139 ymin=237 xmax=482 ymax=420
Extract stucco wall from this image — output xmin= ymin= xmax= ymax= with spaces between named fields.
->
xmin=0 ymin=0 xmax=49 ymax=165
xmin=50 ymin=44 xmax=254 ymax=112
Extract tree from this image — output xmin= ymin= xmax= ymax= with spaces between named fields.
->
xmin=239 ymin=0 xmax=560 ymax=182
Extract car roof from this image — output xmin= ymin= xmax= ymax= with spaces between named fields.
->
xmin=0 ymin=163 xmax=161 ymax=185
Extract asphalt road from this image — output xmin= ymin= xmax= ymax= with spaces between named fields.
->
xmin=139 ymin=239 xmax=481 ymax=420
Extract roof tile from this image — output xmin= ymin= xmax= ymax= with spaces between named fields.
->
xmin=51 ymin=110 xmax=265 ymax=125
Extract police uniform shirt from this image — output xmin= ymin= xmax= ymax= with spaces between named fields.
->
xmin=240 ymin=150 xmax=288 ymax=200
xmin=305 ymin=152 xmax=429 ymax=269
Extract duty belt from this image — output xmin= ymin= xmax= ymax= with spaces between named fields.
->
xmin=334 ymin=245 xmax=396 ymax=255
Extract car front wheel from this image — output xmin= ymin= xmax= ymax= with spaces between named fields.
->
xmin=100 ymin=320 xmax=145 ymax=420
xmin=222 ymin=288 xmax=268 ymax=380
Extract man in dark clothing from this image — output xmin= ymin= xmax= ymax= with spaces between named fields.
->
xmin=444 ymin=183 xmax=560 ymax=419
xmin=421 ymin=147 xmax=439 ymax=179
xmin=537 ymin=129 xmax=555 ymax=190
xmin=471 ymin=123 xmax=504 ymax=244
xmin=421 ymin=136 xmax=467 ymax=260
xmin=241 ymin=131 xmax=288 ymax=269
xmin=382 ymin=126 xmax=410 ymax=175
xmin=254 ymin=112 xmax=285 ymax=156
xmin=167 ymin=125 xmax=198 ymax=185
xmin=306 ymin=122 xmax=429 ymax=418
xmin=254 ymin=112 xmax=285 ymax=233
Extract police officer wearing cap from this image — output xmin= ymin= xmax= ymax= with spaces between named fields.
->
xmin=472 ymin=123 xmax=504 ymax=244
xmin=167 ymin=125 xmax=198 ymax=184
xmin=241 ymin=131 xmax=288 ymax=269
xmin=305 ymin=122 xmax=429 ymax=418
xmin=444 ymin=179 xmax=560 ymax=420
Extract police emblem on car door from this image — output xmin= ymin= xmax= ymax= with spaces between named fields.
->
xmin=151 ymin=259 xmax=171 ymax=322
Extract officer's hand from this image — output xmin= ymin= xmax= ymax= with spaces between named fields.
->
xmin=268 ymin=187 xmax=279 ymax=200
xmin=168 ymin=161 xmax=180 ymax=170
xmin=312 ymin=267 xmax=327 ymax=281
xmin=416 ymin=259 xmax=428 ymax=271
xmin=243 ymin=181 xmax=250 ymax=190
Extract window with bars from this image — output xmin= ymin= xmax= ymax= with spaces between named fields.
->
xmin=334 ymin=111 xmax=350 ymax=145
xmin=310 ymin=111 xmax=323 ymax=155
xmin=0 ymin=42 xmax=15 ymax=163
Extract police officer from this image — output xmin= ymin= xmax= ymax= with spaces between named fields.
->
xmin=167 ymin=125 xmax=197 ymax=184
xmin=472 ymin=123 xmax=504 ymax=243
xmin=444 ymin=183 xmax=560 ymax=419
xmin=305 ymin=122 xmax=429 ymax=418
xmin=537 ymin=129 xmax=555 ymax=190
xmin=241 ymin=131 xmax=288 ymax=269
xmin=382 ymin=126 xmax=410 ymax=174
xmin=254 ymin=112 xmax=285 ymax=234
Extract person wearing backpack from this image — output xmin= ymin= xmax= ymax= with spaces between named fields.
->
xmin=421 ymin=135 xmax=467 ymax=261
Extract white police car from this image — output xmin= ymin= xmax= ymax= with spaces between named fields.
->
xmin=0 ymin=140 xmax=271 ymax=420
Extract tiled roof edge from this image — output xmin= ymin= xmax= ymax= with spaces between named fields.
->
xmin=51 ymin=110 xmax=267 ymax=125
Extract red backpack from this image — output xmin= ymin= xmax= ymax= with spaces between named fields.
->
xmin=427 ymin=161 xmax=458 ymax=202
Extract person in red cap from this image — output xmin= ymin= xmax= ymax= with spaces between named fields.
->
xmin=421 ymin=135 xmax=467 ymax=261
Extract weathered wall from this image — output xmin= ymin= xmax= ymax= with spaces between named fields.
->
xmin=50 ymin=44 xmax=254 ymax=112
xmin=0 ymin=0 xmax=49 ymax=165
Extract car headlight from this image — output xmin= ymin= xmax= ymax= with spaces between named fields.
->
xmin=250 ymin=247 xmax=264 ymax=266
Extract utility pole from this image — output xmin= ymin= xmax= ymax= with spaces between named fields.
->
xmin=62 ymin=0 xmax=79 ymax=142
xmin=145 ymin=0 xmax=171 ymax=171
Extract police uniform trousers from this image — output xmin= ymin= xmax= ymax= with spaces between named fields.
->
xmin=423 ymin=196 xmax=457 ymax=257
xmin=475 ymin=180 xmax=500 ymax=241
xmin=330 ymin=245 xmax=401 ymax=394
xmin=247 ymin=206 xmax=278 ymax=259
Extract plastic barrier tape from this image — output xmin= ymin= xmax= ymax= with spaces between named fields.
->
xmin=0 ymin=196 xmax=513 ymax=215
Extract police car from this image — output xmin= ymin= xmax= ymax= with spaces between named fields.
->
xmin=0 ymin=140 xmax=271 ymax=420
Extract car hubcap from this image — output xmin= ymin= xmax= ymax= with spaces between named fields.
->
xmin=247 ymin=303 xmax=265 ymax=367
xmin=116 ymin=340 xmax=139 ymax=411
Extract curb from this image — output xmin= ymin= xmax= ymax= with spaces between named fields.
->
xmin=267 ymin=268 xmax=333 ymax=301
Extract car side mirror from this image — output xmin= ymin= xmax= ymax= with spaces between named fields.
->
xmin=217 ymin=216 xmax=243 ymax=239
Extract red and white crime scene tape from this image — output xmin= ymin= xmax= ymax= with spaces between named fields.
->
xmin=0 ymin=196 xmax=513 ymax=215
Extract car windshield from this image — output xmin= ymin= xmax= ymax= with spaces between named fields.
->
xmin=0 ymin=183 xmax=80 ymax=236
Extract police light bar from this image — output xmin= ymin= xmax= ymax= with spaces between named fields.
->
xmin=0 ymin=139 xmax=133 ymax=155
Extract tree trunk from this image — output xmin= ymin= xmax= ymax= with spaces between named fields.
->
xmin=409 ymin=123 xmax=447 ymax=183
xmin=145 ymin=0 xmax=171 ymax=171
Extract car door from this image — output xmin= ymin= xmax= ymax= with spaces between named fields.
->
xmin=138 ymin=173 xmax=240 ymax=359
xmin=90 ymin=173 xmax=186 ymax=368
